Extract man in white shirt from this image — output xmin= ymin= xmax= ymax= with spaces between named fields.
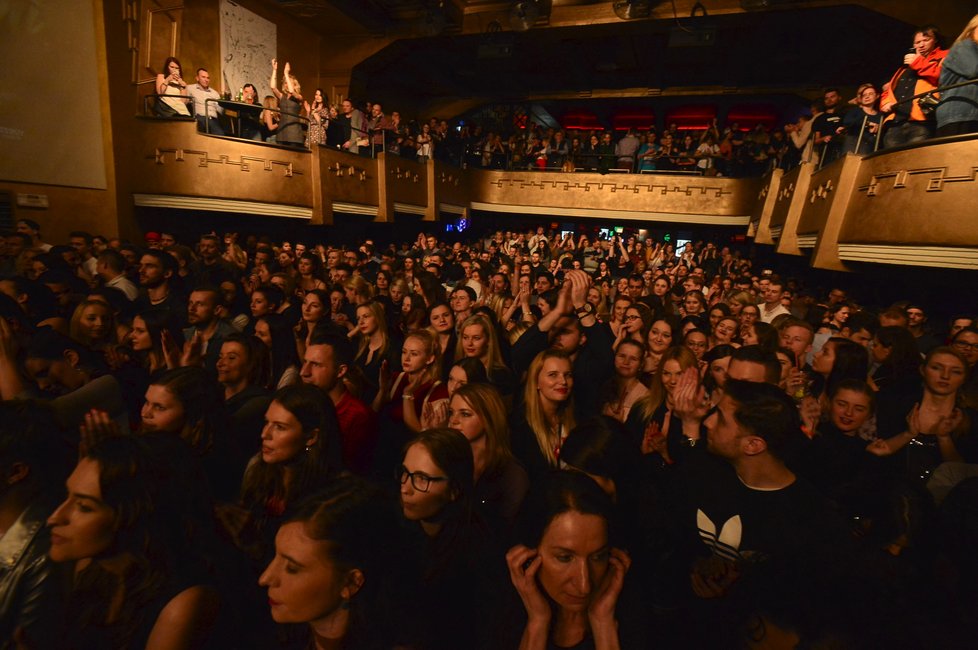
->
xmin=759 ymin=278 xmax=790 ymax=323
xmin=96 ymin=250 xmax=138 ymax=301
xmin=187 ymin=68 xmax=225 ymax=135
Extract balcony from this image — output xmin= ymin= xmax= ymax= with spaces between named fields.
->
xmin=128 ymin=119 xmax=978 ymax=270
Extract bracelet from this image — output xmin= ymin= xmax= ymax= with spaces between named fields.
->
xmin=402 ymin=394 xmax=414 ymax=400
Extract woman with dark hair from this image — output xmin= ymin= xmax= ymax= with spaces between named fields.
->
xmin=128 ymin=308 xmax=184 ymax=377
xmin=154 ymin=56 xmax=190 ymax=117
xmin=258 ymin=474 xmax=398 ymax=650
xmin=304 ymin=88 xmax=328 ymax=148
xmin=48 ymin=434 xmax=219 ymax=648
xmin=294 ymin=288 xmax=330 ymax=361
xmin=414 ymin=271 xmax=445 ymax=309
xmin=561 ymin=418 xmax=634 ymax=501
xmin=871 ymin=325 xmax=922 ymax=394
xmin=240 ymin=384 xmax=342 ymax=557
xmin=141 ymin=367 xmax=240 ymax=501
xmin=741 ymin=320 xmax=779 ymax=351
xmin=807 ymin=380 xmax=878 ymax=504
xmin=396 ymin=428 xmax=500 ymax=650
xmin=703 ymin=344 xmax=736 ymax=406
xmin=601 ymin=339 xmax=649 ymax=423
xmin=253 ymin=311 xmax=301 ymax=389
xmin=295 ymin=252 xmax=327 ymax=298
xmin=448 ymin=383 xmax=529 ymax=527
xmin=427 ymin=301 xmax=457 ymax=378
xmin=504 ymin=470 xmax=636 ymax=650
xmin=811 ymin=336 xmax=870 ymax=400
xmin=643 ymin=317 xmax=676 ymax=378
xmin=217 ymin=333 xmax=273 ymax=453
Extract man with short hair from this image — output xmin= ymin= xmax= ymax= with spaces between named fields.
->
xmin=15 ymin=220 xmax=50 ymax=252
xmin=339 ymin=98 xmax=368 ymax=155
xmin=183 ymin=287 xmax=236 ymax=371
xmin=840 ymin=311 xmax=877 ymax=349
xmin=136 ymin=250 xmax=184 ymax=320
xmin=533 ymin=272 xmax=554 ymax=297
xmin=96 ymin=250 xmax=138 ymax=300
xmin=68 ymin=231 xmax=98 ymax=278
xmin=300 ymin=332 xmax=377 ymax=475
xmin=673 ymin=380 xmax=850 ymax=613
xmin=450 ymin=286 xmax=475 ymax=324
xmin=160 ymin=232 xmax=177 ymax=249
xmin=759 ymin=279 xmax=790 ymax=323
xmin=189 ymin=234 xmax=236 ymax=287
xmin=727 ymin=346 xmax=781 ymax=384
xmin=811 ymin=87 xmax=846 ymax=164
xmin=906 ymin=304 xmax=941 ymax=353
xmin=187 ymin=68 xmax=225 ymax=135
xmin=238 ymin=83 xmax=263 ymax=141
xmin=367 ymin=103 xmax=392 ymax=156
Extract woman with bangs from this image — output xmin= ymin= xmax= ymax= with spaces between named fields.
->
xmin=455 ymin=312 xmax=516 ymax=399
xmin=643 ymin=317 xmax=677 ymax=379
xmin=626 ymin=346 xmax=702 ymax=470
xmin=448 ymin=382 xmax=529 ymax=527
xmin=511 ymin=350 xmax=577 ymax=482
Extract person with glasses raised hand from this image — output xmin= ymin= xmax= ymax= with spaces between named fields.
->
xmin=395 ymin=428 xmax=504 ymax=650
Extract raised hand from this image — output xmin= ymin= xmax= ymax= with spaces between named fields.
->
xmin=181 ymin=330 xmax=203 ymax=367
xmin=672 ymin=367 xmax=709 ymax=423
xmin=80 ymin=409 xmax=121 ymax=456
xmin=588 ymin=547 xmax=631 ymax=626
xmin=506 ymin=545 xmax=551 ymax=626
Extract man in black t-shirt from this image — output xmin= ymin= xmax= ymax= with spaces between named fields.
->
xmin=811 ymin=88 xmax=847 ymax=165
xmin=671 ymin=380 xmax=850 ymax=601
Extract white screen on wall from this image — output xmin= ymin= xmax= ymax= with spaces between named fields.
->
xmin=220 ymin=0 xmax=277 ymax=102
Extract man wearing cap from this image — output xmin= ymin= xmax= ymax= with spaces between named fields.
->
xmin=144 ymin=232 xmax=163 ymax=250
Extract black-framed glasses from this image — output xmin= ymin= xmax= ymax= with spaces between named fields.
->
xmin=953 ymin=341 xmax=978 ymax=352
xmin=397 ymin=466 xmax=448 ymax=493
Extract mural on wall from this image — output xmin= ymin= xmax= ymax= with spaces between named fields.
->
xmin=219 ymin=0 xmax=276 ymax=101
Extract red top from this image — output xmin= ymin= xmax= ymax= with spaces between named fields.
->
xmin=335 ymin=391 xmax=378 ymax=475
xmin=388 ymin=373 xmax=449 ymax=423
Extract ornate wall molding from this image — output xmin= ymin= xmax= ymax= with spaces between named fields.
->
xmin=858 ymin=165 xmax=978 ymax=197
xmin=487 ymin=177 xmax=733 ymax=199
xmin=148 ymin=148 xmax=302 ymax=176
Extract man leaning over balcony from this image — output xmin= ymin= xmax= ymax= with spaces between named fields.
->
xmin=188 ymin=68 xmax=225 ymax=136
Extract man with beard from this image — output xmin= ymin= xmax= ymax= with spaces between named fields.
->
xmin=135 ymin=250 xmax=185 ymax=323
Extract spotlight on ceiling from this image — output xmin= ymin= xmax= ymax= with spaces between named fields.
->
xmin=509 ymin=1 xmax=549 ymax=31
xmin=613 ymin=0 xmax=654 ymax=20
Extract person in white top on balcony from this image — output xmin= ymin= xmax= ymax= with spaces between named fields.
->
xmin=187 ymin=68 xmax=225 ymax=135
xmin=154 ymin=56 xmax=191 ymax=117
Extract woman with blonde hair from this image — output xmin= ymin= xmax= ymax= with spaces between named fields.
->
xmin=626 ymin=345 xmax=701 ymax=469
xmin=353 ymin=300 xmax=400 ymax=405
xmin=260 ymin=95 xmax=280 ymax=142
xmin=455 ymin=312 xmax=516 ymax=398
xmin=448 ymin=382 xmax=529 ymax=527
xmin=374 ymin=329 xmax=448 ymax=433
xmin=270 ymin=59 xmax=304 ymax=148
xmin=69 ymin=299 xmax=116 ymax=352
xmin=510 ymin=349 xmax=576 ymax=481
xmin=343 ymin=275 xmax=375 ymax=307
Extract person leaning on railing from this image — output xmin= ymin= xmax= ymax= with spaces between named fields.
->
xmin=936 ymin=14 xmax=978 ymax=137
xmin=880 ymin=24 xmax=948 ymax=147
xmin=154 ymin=56 xmax=191 ymax=118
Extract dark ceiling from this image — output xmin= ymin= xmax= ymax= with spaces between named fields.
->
xmin=347 ymin=4 xmax=915 ymax=119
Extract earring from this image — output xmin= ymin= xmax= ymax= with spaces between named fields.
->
xmin=305 ymin=445 xmax=310 ymax=452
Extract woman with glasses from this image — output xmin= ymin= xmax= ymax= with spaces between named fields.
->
xmin=396 ymin=428 xmax=501 ymax=650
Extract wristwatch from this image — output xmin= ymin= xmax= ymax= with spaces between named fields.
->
xmin=575 ymin=303 xmax=593 ymax=319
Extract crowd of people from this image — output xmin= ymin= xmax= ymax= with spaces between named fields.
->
xmin=1 ymin=215 xmax=978 ymax=649
xmin=151 ymin=16 xmax=978 ymax=180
